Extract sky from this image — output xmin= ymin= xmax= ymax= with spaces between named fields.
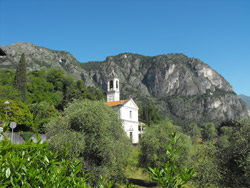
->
xmin=0 ymin=0 xmax=250 ymax=95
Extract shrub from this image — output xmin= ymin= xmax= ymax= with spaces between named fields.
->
xmin=46 ymin=100 xmax=132 ymax=183
xmin=0 ymin=137 xmax=89 ymax=187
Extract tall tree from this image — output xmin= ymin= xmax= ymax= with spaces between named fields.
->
xmin=13 ymin=53 xmax=27 ymax=102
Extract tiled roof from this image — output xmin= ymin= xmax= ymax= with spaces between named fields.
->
xmin=105 ymin=100 xmax=126 ymax=107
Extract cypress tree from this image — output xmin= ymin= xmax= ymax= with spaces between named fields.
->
xmin=14 ymin=53 xmax=27 ymax=102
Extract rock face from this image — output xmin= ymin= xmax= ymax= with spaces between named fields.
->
xmin=80 ymin=53 xmax=249 ymax=124
xmin=0 ymin=42 xmax=248 ymax=125
xmin=0 ymin=42 xmax=82 ymax=79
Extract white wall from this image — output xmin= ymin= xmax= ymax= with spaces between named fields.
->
xmin=119 ymin=100 xmax=139 ymax=143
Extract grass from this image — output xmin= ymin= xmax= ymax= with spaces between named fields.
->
xmin=122 ymin=146 xmax=158 ymax=188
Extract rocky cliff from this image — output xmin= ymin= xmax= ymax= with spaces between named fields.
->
xmin=0 ymin=42 xmax=82 ymax=79
xmin=80 ymin=53 xmax=249 ymax=125
xmin=0 ymin=42 xmax=248 ymax=125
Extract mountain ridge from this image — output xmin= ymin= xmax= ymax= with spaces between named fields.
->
xmin=0 ymin=42 xmax=249 ymax=125
xmin=238 ymin=94 xmax=250 ymax=108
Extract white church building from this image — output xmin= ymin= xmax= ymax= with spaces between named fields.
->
xmin=105 ymin=70 xmax=143 ymax=144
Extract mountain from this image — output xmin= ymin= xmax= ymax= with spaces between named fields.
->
xmin=238 ymin=94 xmax=250 ymax=108
xmin=0 ymin=42 xmax=82 ymax=79
xmin=0 ymin=42 xmax=249 ymax=125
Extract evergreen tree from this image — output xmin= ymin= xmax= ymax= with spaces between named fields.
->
xmin=13 ymin=53 xmax=27 ymax=102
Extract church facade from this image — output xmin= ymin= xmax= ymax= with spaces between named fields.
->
xmin=105 ymin=70 xmax=142 ymax=144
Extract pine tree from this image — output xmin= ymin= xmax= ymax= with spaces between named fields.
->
xmin=14 ymin=53 xmax=27 ymax=102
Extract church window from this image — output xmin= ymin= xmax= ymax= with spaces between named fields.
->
xmin=116 ymin=81 xmax=118 ymax=89
xmin=130 ymin=132 xmax=133 ymax=140
xmin=130 ymin=111 xmax=132 ymax=119
xmin=110 ymin=80 xmax=113 ymax=89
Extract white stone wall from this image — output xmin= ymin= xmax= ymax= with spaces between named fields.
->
xmin=122 ymin=120 xmax=139 ymax=144
xmin=119 ymin=99 xmax=139 ymax=143
xmin=119 ymin=106 xmax=138 ymax=122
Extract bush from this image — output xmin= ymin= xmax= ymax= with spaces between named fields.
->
xmin=148 ymin=132 xmax=194 ymax=188
xmin=139 ymin=120 xmax=194 ymax=169
xmin=46 ymin=100 xmax=132 ymax=183
xmin=19 ymin=131 xmax=34 ymax=141
xmin=0 ymin=137 xmax=89 ymax=187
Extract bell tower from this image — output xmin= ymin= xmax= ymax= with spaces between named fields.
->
xmin=107 ymin=69 xmax=120 ymax=102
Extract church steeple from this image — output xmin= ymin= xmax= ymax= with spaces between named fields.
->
xmin=107 ymin=69 xmax=120 ymax=102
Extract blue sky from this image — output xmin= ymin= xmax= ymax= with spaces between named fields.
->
xmin=1 ymin=0 xmax=250 ymax=95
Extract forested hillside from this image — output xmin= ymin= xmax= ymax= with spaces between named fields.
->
xmin=0 ymin=56 xmax=103 ymax=133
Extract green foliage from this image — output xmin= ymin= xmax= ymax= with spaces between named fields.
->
xmin=29 ymin=101 xmax=60 ymax=133
xmin=0 ymin=85 xmax=21 ymax=101
xmin=201 ymin=122 xmax=217 ymax=142
xmin=0 ymin=69 xmax=21 ymax=100
xmin=98 ymin=176 xmax=114 ymax=188
xmin=139 ymin=104 xmax=162 ymax=125
xmin=192 ymin=142 xmax=220 ymax=188
xmin=0 ymin=69 xmax=15 ymax=85
xmin=27 ymin=71 xmax=63 ymax=107
xmin=0 ymin=138 xmax=89 ymax=187
xmin=0 ymin=99 xmax=33 ymax=130
xmin=148 ymin=132 xmax=194 ymax=188
xmin=215 ymin=119 xmax=250 ymax=187
xmin=26 ymin=68 xmax=104 ymax=110
xmin=19 ymin=131 xmax=34 ymax=141
xmin=184 ymin=122 xmax=202 ymax=144
xmin=46 ymin=100 xmax=132 ymax=182
xmin=139 ymin=120 xmax=194 ymax=169
xmin=47 ymin=68 xmax=64 ymax=91
xmin=13 ymin=53 xmax=27 ymax=102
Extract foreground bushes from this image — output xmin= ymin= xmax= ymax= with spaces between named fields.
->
xmin=46 ymin=100 xmax=132 ymax=183
xmin=0 ymin=137 xmax=89 ymax=187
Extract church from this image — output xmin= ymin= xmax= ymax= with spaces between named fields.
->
xmin=105 ymin=70 xmax=143 ymax=144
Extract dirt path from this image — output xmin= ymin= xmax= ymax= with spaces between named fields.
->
xmin=128 ymin=178 xmax=157 ymax=187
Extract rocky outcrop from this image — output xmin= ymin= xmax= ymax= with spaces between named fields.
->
xmin=0 ymin=43 xmax=248 ymax=125
xmin=80 ymin=53 xmax=249 ymax=124
xmin=0 ymin=42 xmax=82 ymax=79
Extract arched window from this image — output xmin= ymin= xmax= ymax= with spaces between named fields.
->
xmin=116 ymin=80 xmax=118 ymax=89
xmin=110 ymin=80 xmax=113 ymax=89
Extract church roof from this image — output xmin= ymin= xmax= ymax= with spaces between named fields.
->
xmin=105 ymin=100 xmax=127 ymax=107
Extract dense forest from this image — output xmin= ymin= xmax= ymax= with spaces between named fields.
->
xmin=1 ymin=54 xmax=250 ymax=187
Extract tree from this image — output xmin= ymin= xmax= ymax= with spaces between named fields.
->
xmin=148 ymin=132 xmax=194 ymax=188
xmin=215 ymin=119 xmax=250 ymax=187
xmin=46 ymin=68 xmax=64 ymax=91
xmin=13 ymin=53 xmax=27 ymax=102
xmin=27 ymin=75 xmax=63 ymax=107
xmin=0 ymin=99 xmax=33 ymax=130
xmin=45 ymin=100 xmax=132 ymax=183
xmin=139 ymin=120 xmax=194 ymax=169
xmin=192 ymin=142 xmax=220 ymax=188
xmin=139 ymin=104 xmax=162 ymax=126
xmin=29 ymin=101 xmax=60 ymax=133
xmin=201 ymin=122 xmax=217 ymax=142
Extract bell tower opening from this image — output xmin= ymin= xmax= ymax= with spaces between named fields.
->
xmin=107 ymin=69 xmax=120 ymax=102
xmin=110 ymin=80 xmax=113 ymax=89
